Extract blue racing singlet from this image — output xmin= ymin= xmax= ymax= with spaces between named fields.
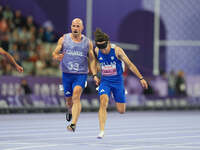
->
xmin=60 ymin=33 xmax=90 ymax=74
xmin=98 ymin=47 xmax=124 ymax=82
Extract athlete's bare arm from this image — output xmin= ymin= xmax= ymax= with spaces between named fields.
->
xmin=88 ymin=41 xmax=100 ymax=85
xmin=116 ymin=46 xmax=148 ymax=89
xmin=52 ymin=36 xmax=64 ymax=61
xmin=94 ymin=47 xmax=101 ymax=72
xmin=0 ymin=47 xmax=23 ymax=72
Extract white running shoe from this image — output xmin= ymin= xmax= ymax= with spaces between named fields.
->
xmin=97 ymin=131 xmax=104 ymax=139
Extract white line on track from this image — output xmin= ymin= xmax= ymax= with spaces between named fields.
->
xmin=2 ymin=137 xmax=200 ymax=150
xmin=113 ymin=144 xmax=200 ymax=150
xmin=0 ymin=126 xmax=200 ymax=137
xmin=3 ymin=143 xmax=74 ymax=150
xmin=1 ymin=129 xmax=200 ymax=140
xmin=1 ymin=121 xmax=199 ymax=131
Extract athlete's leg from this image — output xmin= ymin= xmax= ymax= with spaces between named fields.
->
xmin=66 ymin=97 xmax=73 ymax=121
xmin=67 ymin=74 xmax=87 ymax=132
xmin=116 ymin=102 xmax=126 ymax=114
xmin=62 ymin=72 xmax=73 ymax=122
xmin=67 ymin=85 xmax=83 ymax=132
xmin=66 ymin=97 xmax=73 ymax=112
xmin=97 ymin=83 xmax=110 ymax=138
xmin=112 ymin=83 xmax=126 ymax=114
xmin=71 ymin=85 xmax=83 ymax=125
xmin=99 ymin=94 xmax=109 ymax=132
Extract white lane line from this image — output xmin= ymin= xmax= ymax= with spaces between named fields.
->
xmin=0 ymin=142 xmax=34 ymax=145
xmin=173 ymin=145 xmax=200 ymax=149
xmin=0 ymin=126 xmax=199 ymax=137
xmin=113 ymin=144 xmax=200 ymax=150
xmin=2 ymin=137 xmax=200 ymax=150
xmin=1 ymin=129 xmax=200 ymax=141
xmin=1 ymin=125 xmax=200 ymax=135
xmin=1 ymin=119 xmax=199 ymax=128
xmin=3 ymin=143 xmax=74 ymax=150
xmin=1 ymin=126 xmax=200 ymax=137
xmin=2 ymin=142 xmax=119 ymax=150
xmin=1 ymin=121 xmax=199 ymax=131
xmin=108 ymin=135 xmax=200 ymax=143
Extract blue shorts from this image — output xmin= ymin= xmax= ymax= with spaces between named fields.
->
xmin=62 ymin=72 xmax=87 ymax=97
xmin=98 ymin=81 xmax=126 ymax=103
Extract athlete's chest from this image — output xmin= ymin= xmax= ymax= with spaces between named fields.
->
xmin=99 ymin=54 xmax=118 ymax=76
xmin=98 ymin=53 xmax=116 ymax=64
xmin=63 ymin=43 xmax=88 ymax=57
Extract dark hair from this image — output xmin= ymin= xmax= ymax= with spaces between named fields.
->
xmin=94 ymin=28 xmax=109 ymax=42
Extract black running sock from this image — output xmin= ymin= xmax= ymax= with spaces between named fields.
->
xmin=66 ymin=110 xmax=72 ymax=121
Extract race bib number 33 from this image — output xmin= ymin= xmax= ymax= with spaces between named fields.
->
xmin=67 ymin=62 xmax=79 ymax=71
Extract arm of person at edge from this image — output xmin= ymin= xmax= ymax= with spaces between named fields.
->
xmin=0 ymin=47 xmax=23 ymax=73
xmin=88 ymin=40 xmax=100 ymax=86
xmin=115 ymin=46 xmax=148 ymax=89
xmin=52 ymin=36 xmax=64 ymax=61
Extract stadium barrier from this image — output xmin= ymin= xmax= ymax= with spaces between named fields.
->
xmin=0 ymin=76 xmax=200 ymax=113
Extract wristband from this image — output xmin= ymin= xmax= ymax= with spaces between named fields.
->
xmin=140 ymin=77 xmax=144 ymax=80
xmin=93 ymin=74 xmax=97 ymax=77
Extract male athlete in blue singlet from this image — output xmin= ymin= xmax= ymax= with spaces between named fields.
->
xmin=52 ymin=18 xmax=99 ymax=132
xmin=94 ymin=28 xmax=148 ymax=138
xmin=0 ymin=47 xmax=23 ymax=72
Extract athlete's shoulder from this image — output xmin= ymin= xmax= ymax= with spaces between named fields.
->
xmin=57 ymin=35 xmax=65 ymax=44
xmin=110 ymin=44 xmax=121 ymax=51
xmin=83 ymin=35 xmax=92 ymax=48
xmin=112 ymin=44 xmax=124 ymax=59
xmin=63 ymin=33 xmax=71 ymax=38
xmin=111 ymin=43 xmax=116 ymax=49
xmin=60 ymin=34 xmax=67 ymax=39
xmin=82 ymin=34 xmax=91 ymax=42
xmin=59 ymin=36 xmax=64 ymax=42
xmin=115 ymin=45 xmax=124 ymax=53
xmin=111 ymin=44 xmax=120 ymax=52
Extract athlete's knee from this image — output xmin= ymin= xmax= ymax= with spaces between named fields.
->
xmin=72 ymin=87 xmax=82 ymax=103
xmin=100 ymin=101 xmax=108 ymax=109
xmin=72 ymin=92 xmax=81 ymax=102
xmin=100 ymin=96 xmax=108 ymax=108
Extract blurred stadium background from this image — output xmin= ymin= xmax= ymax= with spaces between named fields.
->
xmin=0 ymin=0 xmax=200 ymax=113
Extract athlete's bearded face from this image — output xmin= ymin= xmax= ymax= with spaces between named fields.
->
xmin=71 ymin=20 xmax=83 ymax=36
